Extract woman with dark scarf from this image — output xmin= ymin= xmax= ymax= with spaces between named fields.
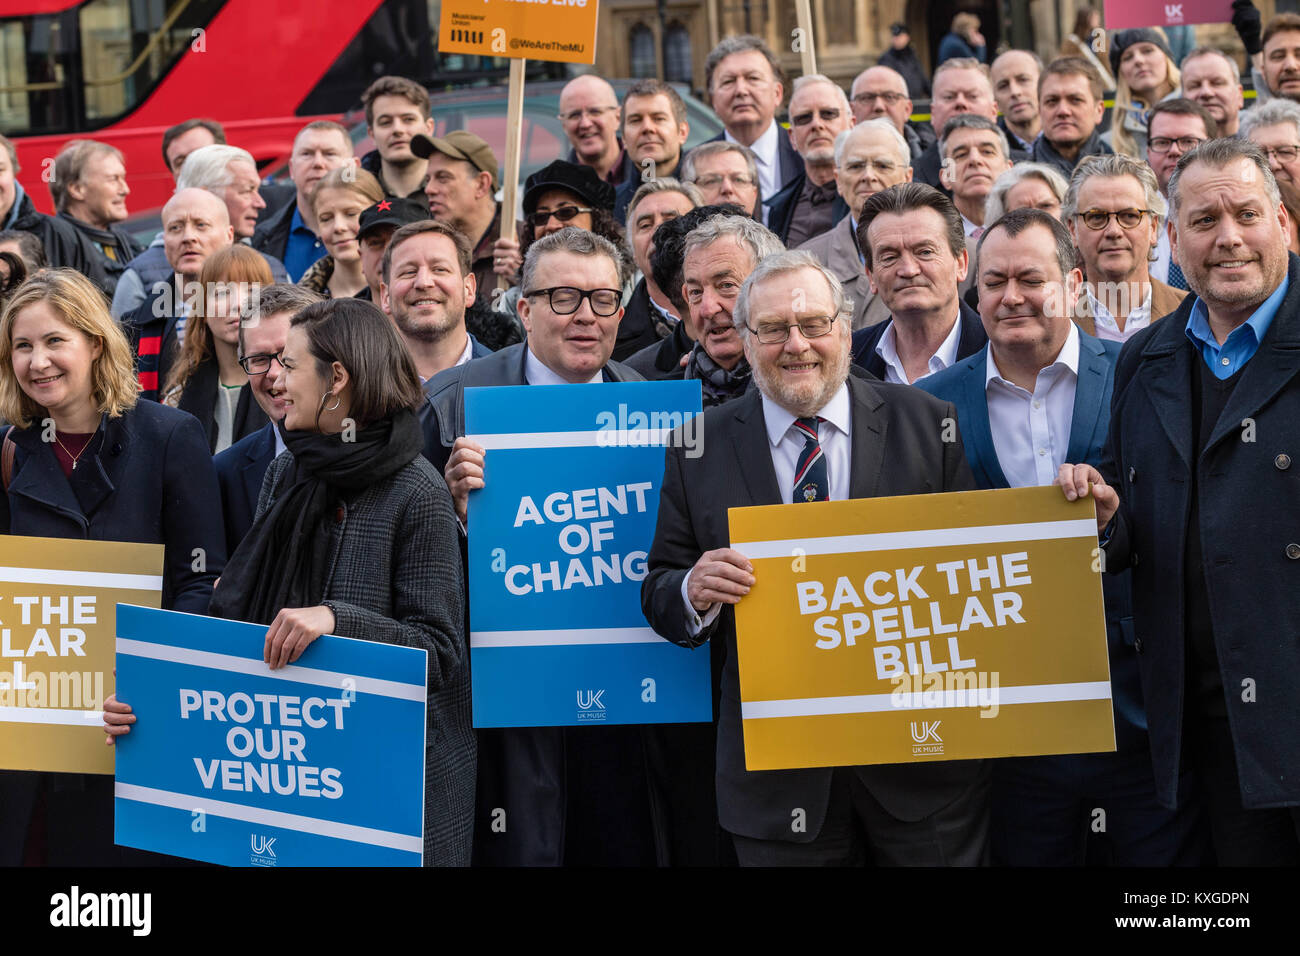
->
xmin=105 ymin=298 xmax=476 ymax=865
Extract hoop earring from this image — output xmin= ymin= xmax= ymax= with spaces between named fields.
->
xmin=323 ymin=392 xmax=341 ymax=412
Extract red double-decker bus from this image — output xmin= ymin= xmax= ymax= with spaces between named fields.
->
xmin=0 ymin=0 xmax=566 ymax=213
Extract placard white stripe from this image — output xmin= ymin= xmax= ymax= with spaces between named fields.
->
xmin=115 ymin=639 xmax=424 ymax=702
xmin=0 ymin=565 xmax=162 ymax=591
xmin=732 ymin=518 xmax=1098 ymax=560
xmin=0 ymin=705 xmax=101 ymax=726
xmin=114 ymin=782 xmax=422 ymax=855
xmin=468 ymin=429 xmax=673 ymax=449
xmin=741 ymin=680 xmax=1112 ymax=719
xmin=471 ymin=626 xmax=665 ymax=648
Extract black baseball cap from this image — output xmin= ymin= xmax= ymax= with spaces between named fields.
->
xmin=890 ymin=22 xmax=908 ymax=36
xmin=521 ymin=160 xmax=616 ymax=216
xmin=357 ymin=196 xmax=429 ymax=241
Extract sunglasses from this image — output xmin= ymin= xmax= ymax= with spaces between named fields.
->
xmin=527 ymin=205 xmax=594 ymax=229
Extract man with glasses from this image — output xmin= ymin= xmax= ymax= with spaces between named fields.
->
xmin=423 ymin=228 xmax=652 ymax=867
xmin=848 ymin=65 xmax=930 ymax=160
xmin=852 ymin=183 xmax=987 ymax=382
xmin=918 ymin=208 xmax=1206 ymax=866
xmin=680 ymin=142 xmax=762 ymax=217
xmin=1145 ymin=100 xmax=1218 ymax=291
xmin=213 ymin=284 xmax=322 ymax=552
xmin=765 ymin=75 xmax=853 ymax=246
xmin=642 ymin=247 xmax=990 ymax=866
xmin=1065 ymin=154 xmax=1187 ymax=342
xmin=1241 ymin=98 xmax=1300 ymax=191
xmin=558 ymin=75 xmax=636 ymax=187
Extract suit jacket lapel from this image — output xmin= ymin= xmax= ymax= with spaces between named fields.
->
xmin=957 ymin=348 xmax=1009 ymax=488
xmin=730 ymin=389 xmax=782 ymax=505
xmin=1138 ymin=306 xmax=1195 ymax=472
xmin=1066 ymin=332 xmax=1111 ymax=464
xmin=1206 ymin=291 xmax=1300 ymax=452
xmin=846 ymin=376 xmax=886 ymax=499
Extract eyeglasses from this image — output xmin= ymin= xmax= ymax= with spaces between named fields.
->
xmin=693 ymin=172 xmax=755 ymax=189
xmin=239 ymin=352 xmax=285 ymax=375
xmin=559 ymin=105 xmax=619 ymax=124
xmin=842 ymin=158 xmax=899 ymax=176
xmin=1262 ymin=144 xmax=1300 ymax=162
xmin=1076 ymin=208 xmax=1153 ymax=230
xmin=527 ymin=205 xmax=593 ymax=229
xmin=1147 ymin=136 xmax=1206 ymax=154
xmin=746 ymin=314 xmax=838 ymax=345
xmin=791 ymin=107 xmax=844 ymax=126
xmin=524 ymin=286 xmax=622 ymax=316
xmin=851 ymin=91 xmax=906 ymax=106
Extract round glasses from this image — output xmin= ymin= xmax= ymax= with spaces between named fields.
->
xmin=1076 ymin=208 xmax=1153 ymax=230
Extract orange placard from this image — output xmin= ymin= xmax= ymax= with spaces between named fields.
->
xmin=438 ymin=0 xmax=600 ymax=65
xmin=0 ymin=535 xmax=164 ymax=774
xmin=728 ymin=487 xmax=1115 ymax=771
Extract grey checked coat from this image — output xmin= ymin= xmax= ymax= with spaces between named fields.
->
xmin=256 ymin=451 xmax=475 ymax=866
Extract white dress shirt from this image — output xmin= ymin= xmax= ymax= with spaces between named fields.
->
xmin=961 ymin=213 xmax=981 ymax=238
xmin=985 ymin=322 xmax=1081 ymax=488
xmin=1087 ymin=285 xmax=1152 ymax=343
xmin=726 ymin=120 xmax=780 ymax=224
xmin=682 ymin=383 xmax=853 ymax=633
xmin=875 ymin=312 xmax=964 ymax=385
xmin=524 ymin=346 xmax=603 ymax=386
xmin=1152 ymin=222 xmax=1172 ymax=284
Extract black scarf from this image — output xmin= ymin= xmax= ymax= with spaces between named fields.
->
xmin=210 ymin=409 xmax=424 ymax=625
xmin=684 ymin=344 xmax=751 ymax=407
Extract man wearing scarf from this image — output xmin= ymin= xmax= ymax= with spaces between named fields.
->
xmin=48 ymin=140 xmax=144 ymax=297
xmin=676 ymin=215 xmax=785 ymax=407
xmin=423 ymin=227 xmax=654 ymax=867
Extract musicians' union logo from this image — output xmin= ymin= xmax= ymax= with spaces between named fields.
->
xmin=910 ymin=720 xmax=944 ymax=755
xmin=576 ymin=689 xmax=607 ymax=722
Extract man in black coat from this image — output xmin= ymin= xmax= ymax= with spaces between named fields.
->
xmin=642 ymin=248 xmax=989 ymax=864
xmin=763 ymin=75 xmax=852 ymax=247
xmin=0 ymin=134 xmax=94 ymax=273
xmin=851 ymin=184 xmax=988 ymax=382
xmin=616 ymin=179 xmax=700 ymax=362
xmin=213 ymin=286 xmax=322 ymax=554
xmin=424 ymin=227 xmax=657 ymax=867
xmin=49 ymin=140 xmax=144 ymax=296
xmin=1031 ymin=57 xmax=1114 ymax=181
xmin=878 ymin=23 xmax=930 ymax=99
xmin=1063 ymin=139 xmax=1300 ymax=864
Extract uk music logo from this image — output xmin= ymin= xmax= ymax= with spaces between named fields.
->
xmin=576 ymin=689 xmax=607 ymax=721
xmin=250 ymin=833 xmax=278 ymax=867
xmin=910 ymin=720 xmax=944 ymax=755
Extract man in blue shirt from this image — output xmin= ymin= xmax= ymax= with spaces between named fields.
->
xmin=251 ymin=121 xmax=357 ymax=281
xmin=1061 ymin=138 xmax=1300 ymax=864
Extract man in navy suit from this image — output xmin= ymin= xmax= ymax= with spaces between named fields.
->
xmin=851 ymin=184 xmax=988 ymax=383
xmin=701 ymin=36 xmax=804 ymax=222
xmin=213 ymin=284 xmax=321 ymax=554
xmin=919 ymin=208 xmax=1207 ymax=864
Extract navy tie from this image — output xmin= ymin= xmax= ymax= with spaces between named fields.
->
xmin=792 ymin=417 xmax=829 ymax=503
xmin=1167 ymin=260 xmax=1188 ymax=291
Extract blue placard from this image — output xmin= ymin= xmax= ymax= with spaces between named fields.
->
xmin=465 ymin=380 xmax=711 ymax=727
xmin=113 ymin=604 xmax=426 ymax=867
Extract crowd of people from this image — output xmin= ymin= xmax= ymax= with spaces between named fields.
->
xmin=1 ymin=4 xmax=1299 ymax=868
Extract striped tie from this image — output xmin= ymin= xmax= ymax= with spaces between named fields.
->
xmin=792 ymin=417 xmax=829 ymax=503
xmin=1167 ymin=260 xmax=1189 ymax=291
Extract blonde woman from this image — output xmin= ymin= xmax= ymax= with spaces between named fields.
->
xmin=1109 ymin=29 xmax=1181 ymax=159
xmin=161 ymin=245 xmax=274 ymax=453
xmin=299 ymin=167 xmax=384 ymax=298
xmin=1060 ymin=7 xmax=1115 ymax=90
xmin=938 ymin=13 xmax=987 ymax=66
xmin=0 ymin=269 xmax=224 ymax=865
